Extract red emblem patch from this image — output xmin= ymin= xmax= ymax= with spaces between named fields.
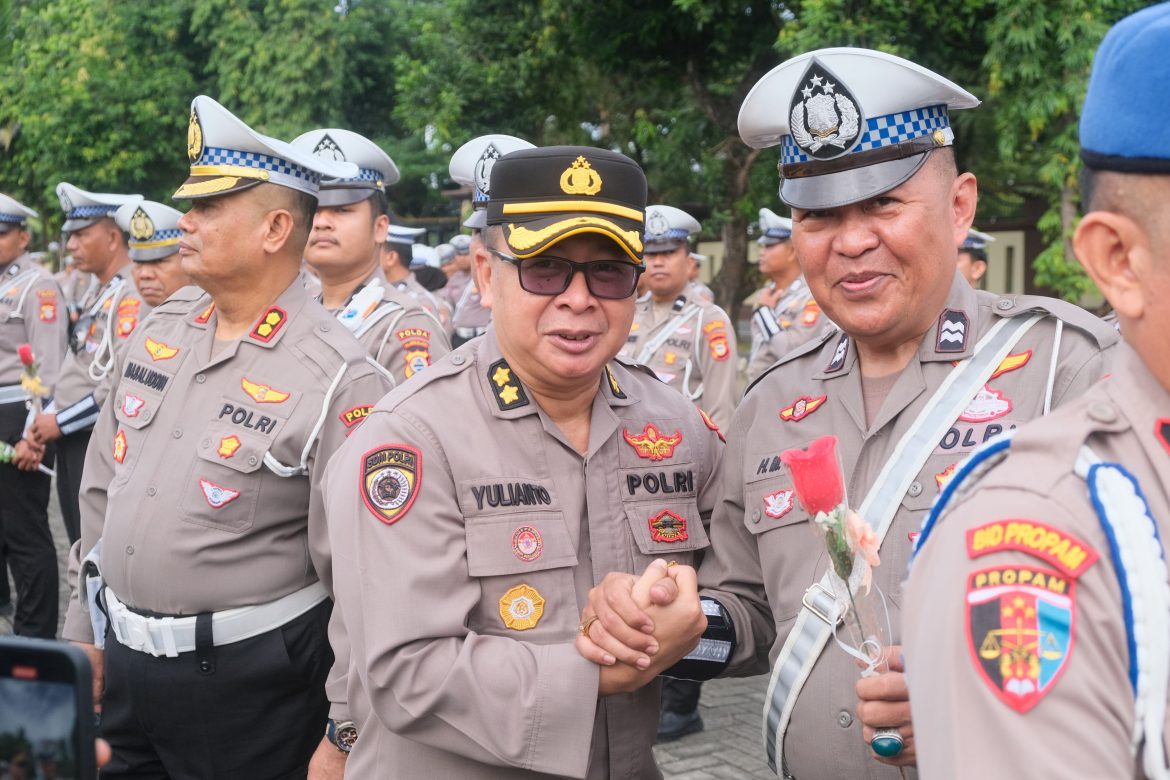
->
xmin=779 ymin=394 xmax=827 ymax=422
xmin=113 ymin=429 xmax=127 ymax=464
xmin=704 ymin=321 xmax=731 ymax=361
xmin=116 ymin=297 xmax=140 ymax=337
xmin=339 ymin=405 xmax=373 ymax=430
xmin=38 ymin=290 xmax=57 ymax=323
xmin=623 ymin=423 xmax=683 ymax=461
xmin=648 ymin=509 xmax=688 ymax=543
xmin=698 ymin=408 xmax=725 ymax=443
xmin=966 ymin=519 xmax=1098 ymax=579
xmin=194 ymin=303 xmax=215 ymax=325
xmin=966 ymin=565 xmax=1075 ymax=713
xmin=800 ymin=300 xmax=820 ymax=326
xmin=935 ymin=463 xmax=957 ymax=490
xmin=250 ymin=306 xmax=287 ymax=343
xmin=763 ymin=489 xmax=794 ymax=519
xmin=511 ymin=525 xmax=544 ymax=561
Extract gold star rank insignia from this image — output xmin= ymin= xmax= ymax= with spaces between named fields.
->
xmin=488 ymin=359 xmax=529 ymax=411
xmin=492 ymin=365 xmax=511 ymax=387
xmin=500 ymin=385 xmax=519 ymax=405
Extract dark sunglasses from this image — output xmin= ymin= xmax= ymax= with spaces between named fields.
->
xmin=488 ymin=248 xmax=643 ymax=300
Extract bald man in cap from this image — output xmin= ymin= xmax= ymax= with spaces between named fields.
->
xmin=621 ymin=204 xmax=738 ymax=430
xmin=0 ymin=193 xmax=67 ymax=638
xmin=116 ymin=201 xmax=196 ymax=308
xmin=746 ymin=207 xmax=833 ymax=382
xmin=578 ymin=47 xmax=1117 ymax=778
xmin=906 ymin=7 xmax=1170 ymax=776
xmin=293 ymin=128 xmax=450 ymax=385
xmin=323 ymin=146 xmax=720 ymax=777
xmin=957 ymin=228 xmax=994 ymax=287
xmin=29 ymin=184 xmax=146 ymax=545
xmin=59 ymin=96 xmax=391 ymax=777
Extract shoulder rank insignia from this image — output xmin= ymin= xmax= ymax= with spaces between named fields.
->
xmin=250 ymin=306 xmax=287 ymax=343
xmin=241 ymin=377 xmax=290 ymax=404
xmin=500 ymin=583 xmax=546 ymax=630
xmin=605 ymin=365 xmax=626 ymax=399
xmin=826 ymin=332 xmax=849 ymax=373
xmin=488 ymin=359 xmax=529 ymax=411
xmin=966 ymin=520 xmax=1098 ymax=579
xmin=113 ymin=429 xmax=127 ymax=464
xmin=936 ymin=309 xmax=969 ymax=353
xmin=361 ymin=445 xmax=421 ymax=525
xmin=779 ymin=394 xmax=827 ymax=422
xmin=199 ymin=478 xmax=241 ymax=508
xmin=698 ymin=408 xmax=725 ymax=443
xmin=194 ymin=302 xmax=215 ymax=325
xmin=623 ymin=423 xmax=683 ymax=461
xmin=967 ymin=565 xmax=1075 ymax=713
xmin=144 ymin=336 xmax=179 ymax=361
xmin=339 ymin=404 xmax=373 ymax=431
xmin=649 ymin=509 xmax=688 ymax=543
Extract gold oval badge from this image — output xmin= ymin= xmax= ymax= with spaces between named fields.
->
xmin=499 ymin=584 xmax=545 ymax=630
xmin=187 ymin=109 xmax=203 ymax=162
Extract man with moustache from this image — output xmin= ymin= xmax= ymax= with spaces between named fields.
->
xmin=293 ymin=128 xmax=449 ymax=384
xmin=117 ymin=201 xmax=195 ymax=307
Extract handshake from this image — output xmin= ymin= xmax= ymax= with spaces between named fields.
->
xmin=575 ymin=559 xmax=708 ymax=697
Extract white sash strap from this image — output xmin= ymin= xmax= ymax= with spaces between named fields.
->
xmin=636 ymin=304 xmax=702 ymax=366
xmin=763 ymin=313 xmax=1043 ymax=776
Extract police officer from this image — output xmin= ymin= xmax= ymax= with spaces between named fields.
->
xmin=0 ymin=194 xmax=67 ymax=637
xmin=29 ymin=184 xmax=145 ymax=545
xmin=447 ymin=134 xmax=536 ymax=346
xmin=905 ymin=8 xmax=1170 ymax=776
xmin=324 ymin=145 xmax=720 ymax=777
xmin=746 ymin=207 xmax=833 ymax=382
xmin=292 ymin=128 xmax=451 ymax=384
xmin=957 ymin=228 xmax=994 ymax=287
xmin=687 ymin=253 xmax=715 ymax=303
xmin=59 ymin=95 xmax=392 ymax=777
xmin=579 ymin=48 xmax=1117 ymax=778
xmin=116 ymin=200 xmax=195 ymax=307
xmin=621 ymin=204 xmax=738 ymax=429
xmin=380 ymin=224 xmax=453 ymax=334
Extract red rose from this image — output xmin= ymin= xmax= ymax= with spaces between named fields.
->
xmin=780 ymin=435 xmax=845 ymax=515
xmin=17 ymin=344 xmax=34 ymax=368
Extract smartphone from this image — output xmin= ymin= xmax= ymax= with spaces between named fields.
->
xmin=0 ymin=636 xmax=96 ymax=780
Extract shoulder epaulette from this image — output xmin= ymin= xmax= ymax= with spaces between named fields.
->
xmin=743 ymin=326 xmax=839 ymax=397
xmin=999 ymin=294 xmax=1118 ymax=349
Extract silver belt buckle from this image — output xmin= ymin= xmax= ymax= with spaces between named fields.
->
xmin=801 ymin=582 xmax=842 ymax=627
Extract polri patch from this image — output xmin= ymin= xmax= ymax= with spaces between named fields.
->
xmin=249 ymin=306 xmax=287 ymax=343
xmin=623 ymin=423 xmax=683 ymax=461
xmin=800 ymin=300 xmax=820 ymax=326
xmin=967 ymin=565 xmax=1074 ymax=713
xmin=37 ymin=290 xmax=57 ymax=323
xmin=936 ymin=309 xmax=968 ymax=353
xmin=361 ymin=445 xmax=421 ymax=526
xmin=499 ymin=584 xmax=545 ymax=630
xmin=966 ymin=520 xmax=1098 ymax=579
xmin=779 ymin=394 xmax=826 ymax=422
xmin=763 ymin=489 xmax=794 ymax=519
xmin=649 ymin=509 xmax=688 ymax=543
xmin=511 ymin=526 xmax=543 ymax=562
xmin=339 ymin=405 xmax=373 ymax=430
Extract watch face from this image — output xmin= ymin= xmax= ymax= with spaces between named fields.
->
xmin=337 ymin=723 xmax=358 ymax=751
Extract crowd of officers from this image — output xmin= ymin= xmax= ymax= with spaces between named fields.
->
xmin=0 ymin=6 xmax=1166 ymax=778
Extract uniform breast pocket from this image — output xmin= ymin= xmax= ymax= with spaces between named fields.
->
xmin=624 ymin=499 xmax=709 ymax=567
xmin=744 ymin=472 xmax=822 ymax=623
xmin=464 ymin=511 xmax=579 ymax=639
xmin=107 ymin=389 xmax=167 ymax=490
xmin=177 ymin=422 xmax=268 ymax=534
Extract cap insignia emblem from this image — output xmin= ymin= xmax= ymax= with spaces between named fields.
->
xmin=187 ymin=109 xmax=203 ymax=163
xmin=646 ymin=209 xmax=669 ymax=238
xmin=129 ymin=207 xmax=155 ymax=241
xmin=789 ymin=60 xmax=863 ymax=160
xmin=559 ymin=155 xmax=602 ymax=196
xmin=474 ymin=143 xmax=501 ymax=199
xmin=312 ymin=133 xmax=346 ymax=162
xmin=58 ymin=190 xmax=73 ymax=214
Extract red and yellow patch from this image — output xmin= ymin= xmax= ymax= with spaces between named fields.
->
xmin=144 ymin=336 xmax=179 ymax=361
xmin=623 ymin=423 xmax=683 ymax=461
xmin=649 ymin=509 xmax=688 ymax=543
xmin=249 ymin=306 xmax=287 ymax=343
xmin=800 ymin=300 xmax=821 ymax=326
xmin=698 ymin=408 xmax=724 ymax=442
xmin=966 ymin=519 xmax=1098 ymax=579
xmin=935 ymin=463 xmax=958 ymax=491
xmin=339 ymin=404 xmax=373 ymax=430
xmin=113 ymin=429 xmax=127 ymax=464
xmin=37 ymin=290 xmax=57 ymax=323
xmin=217 ymin=435 xmax=241 ymax=459
xmin=988 ymin=350 xmax=1032 ymax=381
xmin=966 ymin=565 xmax=1074 ymax=713
xmin=241 ymin=377 xmax=290 ymax=404
xmin=116 ymin=297 xmax=140 ymax=337
xmin=704 ymin=320 xmax=731 ymax=361
xmin=194 ymin=302 xmax=215 ymax=325
xmin=361 ymin=445 xmax=421 ymax=525
xmin=779 ymin=394 xmax=827 ymax=422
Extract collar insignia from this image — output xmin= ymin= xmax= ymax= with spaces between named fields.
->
xmin=241 ymin=377 xmax=290 ymax=404
xmin=1157 ymin=419 xmax=1170 ymax=457
xmin=789 ymin=60 xmax=863 ymax=160
xmin=144 ymin=336 xmax=179 ymax=361
xmin=605 ymin=365 xmax=626 ymax=399
xmin=194 ymin=302 xmax=215 ymax=325
xmin=826 ymin=332 xmax=849 ymax=372
xmin=698 ymin=408 xmax=725 ymax=442
xmin=623 ymin=423 xmax=683 ymax=461
xmin=559 ymin=155 xmax=602 ymax=196
xmin=936 ymin=309 xmax=969 ymax=353
xmin=489 ymin=359 xmax=529 ymax=411
xmin=779 ymin=394 xmax=827 ymax=422
xmin=249 ymin=306 xmax=287 ymax=343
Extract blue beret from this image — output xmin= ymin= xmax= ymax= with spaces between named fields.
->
xmin=1080 ymin=4 xmax=1170 ymax=172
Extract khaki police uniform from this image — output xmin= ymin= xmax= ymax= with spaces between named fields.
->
xmin=449 ymin=270 xmax=492 ymax=343
xmin=905 ymin=342 xmax=1167 ymax=778
xmin=325 ymin=329 xmax=723 ymax=778
xmin=694 ymin=275 xmax=1116 ymax=778
xmin=746 ymin=275 xmax=833 ymax=382
xmin=0 ymin=248 xmax=68 ymax=637
xmin=621 ymin=292 xmax=737 ymax=430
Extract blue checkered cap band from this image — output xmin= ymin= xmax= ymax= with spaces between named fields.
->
xmin=764 ymin=227 xmax=792 ymax=238
xmin=781 ymin=104 xmax=950 ymax=166
xmin=197 ymin=146 xmax=321 ymax=190
xmin=67 ymin=205 xmax=119 ymax=219
xmin=133 ymin=228 xmax=182 ymax=244
xmin=0 ymin=213 xmax=25 ymax=224
xmin=645 ymin=227 xmax=690 ymax=242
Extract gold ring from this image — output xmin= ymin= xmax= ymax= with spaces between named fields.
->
xmin=579 ymin=615 xmax=600 ymax=638
xmin=667 ymin=560 xmax=678 ymax=568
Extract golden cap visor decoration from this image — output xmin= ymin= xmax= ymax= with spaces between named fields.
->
xmin=450 ymin=134 xmax=537 ymax=231
xmin=175 ymin=96 xmax=359 ymax=201
xmin=644 ymin=204 xmax=701 ymax=253
xmin=485 ymin=145 xmax=648 ymax=264
xmin=499 ymin=583 xmax=545 ymax=630
xmin=290 ymin=128 xmax=400 ymax=208
xmin=0 ymin=193 xmax=38 ymax=234
xmin=115 ymin=201 xmax=184 ymax=262
xmin=56 ymin=183 xmax=142 ymax=233
xmin=737 ymin=47 xmax=979 ymax=210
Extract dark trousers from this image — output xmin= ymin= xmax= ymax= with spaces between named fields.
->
xmin=55 ymin=427 xmax=91 ymax=545
xmin=101 ymin=599 xmax=332 ymax=779
xmin=661 ymin=677 xmax=703 ymax=715
xmin=0 ymin=401 xmax=58 ymax=637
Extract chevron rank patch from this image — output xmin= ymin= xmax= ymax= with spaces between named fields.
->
xmin=967 ymin=565 xmax=1074 ymax=713
xmin=936 ymin=309 xmax=968 ymax=353
xmin=361 ymin=445 xmax=421 ymax=525
xmin=826 ymin=332 xmax=849 ymax=372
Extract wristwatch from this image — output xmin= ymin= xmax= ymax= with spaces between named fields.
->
xmin=326 ymin=718 xmax=358 ymax=754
